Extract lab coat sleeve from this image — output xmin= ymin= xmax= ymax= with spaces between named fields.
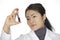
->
xmin=1 ymin=30 xmax=11 ymax=40
xmin=15 ymin=35 xmax=25 ymax=40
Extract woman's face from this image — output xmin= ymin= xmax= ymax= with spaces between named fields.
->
xmin=25 ymin=10 xmax=46 ymax=31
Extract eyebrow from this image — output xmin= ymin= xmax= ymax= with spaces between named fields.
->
xmin=26 ymin=13 xmax=35 ymax=18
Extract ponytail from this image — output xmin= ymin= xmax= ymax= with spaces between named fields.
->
xmin=45 ymin=18 xmax=53 ymax=31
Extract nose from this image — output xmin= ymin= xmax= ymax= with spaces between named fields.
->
xmin=29 ymin=18 xmax=34 ymax=24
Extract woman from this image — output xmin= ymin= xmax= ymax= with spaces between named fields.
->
xmin=1 ymin=3 xmax=60 ymax=40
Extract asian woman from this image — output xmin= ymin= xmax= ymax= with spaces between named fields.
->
xmin=0 ymin=3 xmax=60 ymax=40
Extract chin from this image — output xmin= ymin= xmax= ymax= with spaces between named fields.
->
xmin=31 ymin=28 xmax=38 ymax=31
xmin=30 ymin=26 xmax=39 ymax=31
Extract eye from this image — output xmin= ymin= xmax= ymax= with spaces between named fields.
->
xmin=27 ymin=18 xmax=30 ymax=20
xmin=33 ymin=16 xmax=36 ymax=18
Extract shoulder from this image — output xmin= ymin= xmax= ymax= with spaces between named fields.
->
xmin=46 ymin=28 xmax=60 ymax=40
xmin=15 ymin=31 xmax=33 ymax=40
xmin=16 ymin=34 xmax=31 ymax=40
xmin=52 ymin=32 xmax=60 ymax=39
xmin=16 ymin=31 xmax=39 ymax=40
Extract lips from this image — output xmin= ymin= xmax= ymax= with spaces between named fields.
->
xmin=31 ymin=24 xmax=36 ymax=27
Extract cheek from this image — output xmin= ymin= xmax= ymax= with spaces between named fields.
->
xmin=27 ymin=21 xmax=30 ymax=26
xmin=36 ymin=17 xmax=43 ymax=25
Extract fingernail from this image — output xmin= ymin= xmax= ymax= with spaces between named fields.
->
xmin=16 ymin=8 xmax=19 ymax=11
xmin=14 ymin=10 xmax=19 ymax=14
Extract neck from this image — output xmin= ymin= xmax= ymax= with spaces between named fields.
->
xmin=35 ymin=24 xmax=45 ymax=31
xmin=35 ymin=26 xmax=46 ymax=32
xmin=34 ymin=26 xmax=46 ymax=40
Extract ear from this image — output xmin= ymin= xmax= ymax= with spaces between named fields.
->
xmin=42 ymin=14 xmax=46 ymax=22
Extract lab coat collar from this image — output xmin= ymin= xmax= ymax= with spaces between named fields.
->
xmin=29 ymin=30 xmax=39 ymax=40
xmin=29 ymin=28 xmax=52 ymax=40
xmin=44 ymin=28 xmax=52 ymax=40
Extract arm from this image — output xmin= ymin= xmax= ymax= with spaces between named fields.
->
xmin=1 ymin=8 xmax=21 ymax=40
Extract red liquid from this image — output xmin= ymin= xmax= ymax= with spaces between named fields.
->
xmin=18 ymin=17 xmax=20 ymax=22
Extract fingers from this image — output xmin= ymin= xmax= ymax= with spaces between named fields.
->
xmin=7 ymin=15 xmax=20 ymax=25
xmin=11 ymin=8 xmax=21 ymax=23
xmin=11 ymin=8 xmax=19 ymax=20
xmin=7 ymin=15 xmax=13 ymax=22
xmin=10 ymin=8 xmax=21 ymax=22
xmin=14 ymin=21 xmax=20 ymax=25
xmin=12 ymin=8 xmax=19 ymax=15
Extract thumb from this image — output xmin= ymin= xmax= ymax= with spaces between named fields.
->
xmin=14 ymin=21 xmax=21 ymax=25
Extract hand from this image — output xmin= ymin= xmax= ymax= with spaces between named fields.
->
xmin=3 ymin=8 xmax=21 ymax=34
xmin=5 ymin=8 xmax=20 ymax=26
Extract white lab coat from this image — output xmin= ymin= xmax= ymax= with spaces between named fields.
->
xmin=0 ymin=28 xmax=60 ymax=40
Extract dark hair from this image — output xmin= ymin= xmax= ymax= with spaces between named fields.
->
xmin=25 ymin=3 xmax=53 ymax=31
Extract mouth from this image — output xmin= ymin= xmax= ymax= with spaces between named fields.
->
xmin=31 ymin=24 xmax=36 ymax=27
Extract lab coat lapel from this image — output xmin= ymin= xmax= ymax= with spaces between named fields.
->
xmin=44 ymin=28 xmax=52 ymax=40
xmin=29 ymin=28 xmax=52 ymax=40
xmin=29 ymin=31 xmax=39 ymax=40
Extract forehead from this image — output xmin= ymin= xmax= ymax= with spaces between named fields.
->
xmin=26 ymin=10 xmax=40 ymax=16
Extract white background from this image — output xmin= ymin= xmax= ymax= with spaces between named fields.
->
xmin=0 ymin=0 xmax=60 ymax=40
